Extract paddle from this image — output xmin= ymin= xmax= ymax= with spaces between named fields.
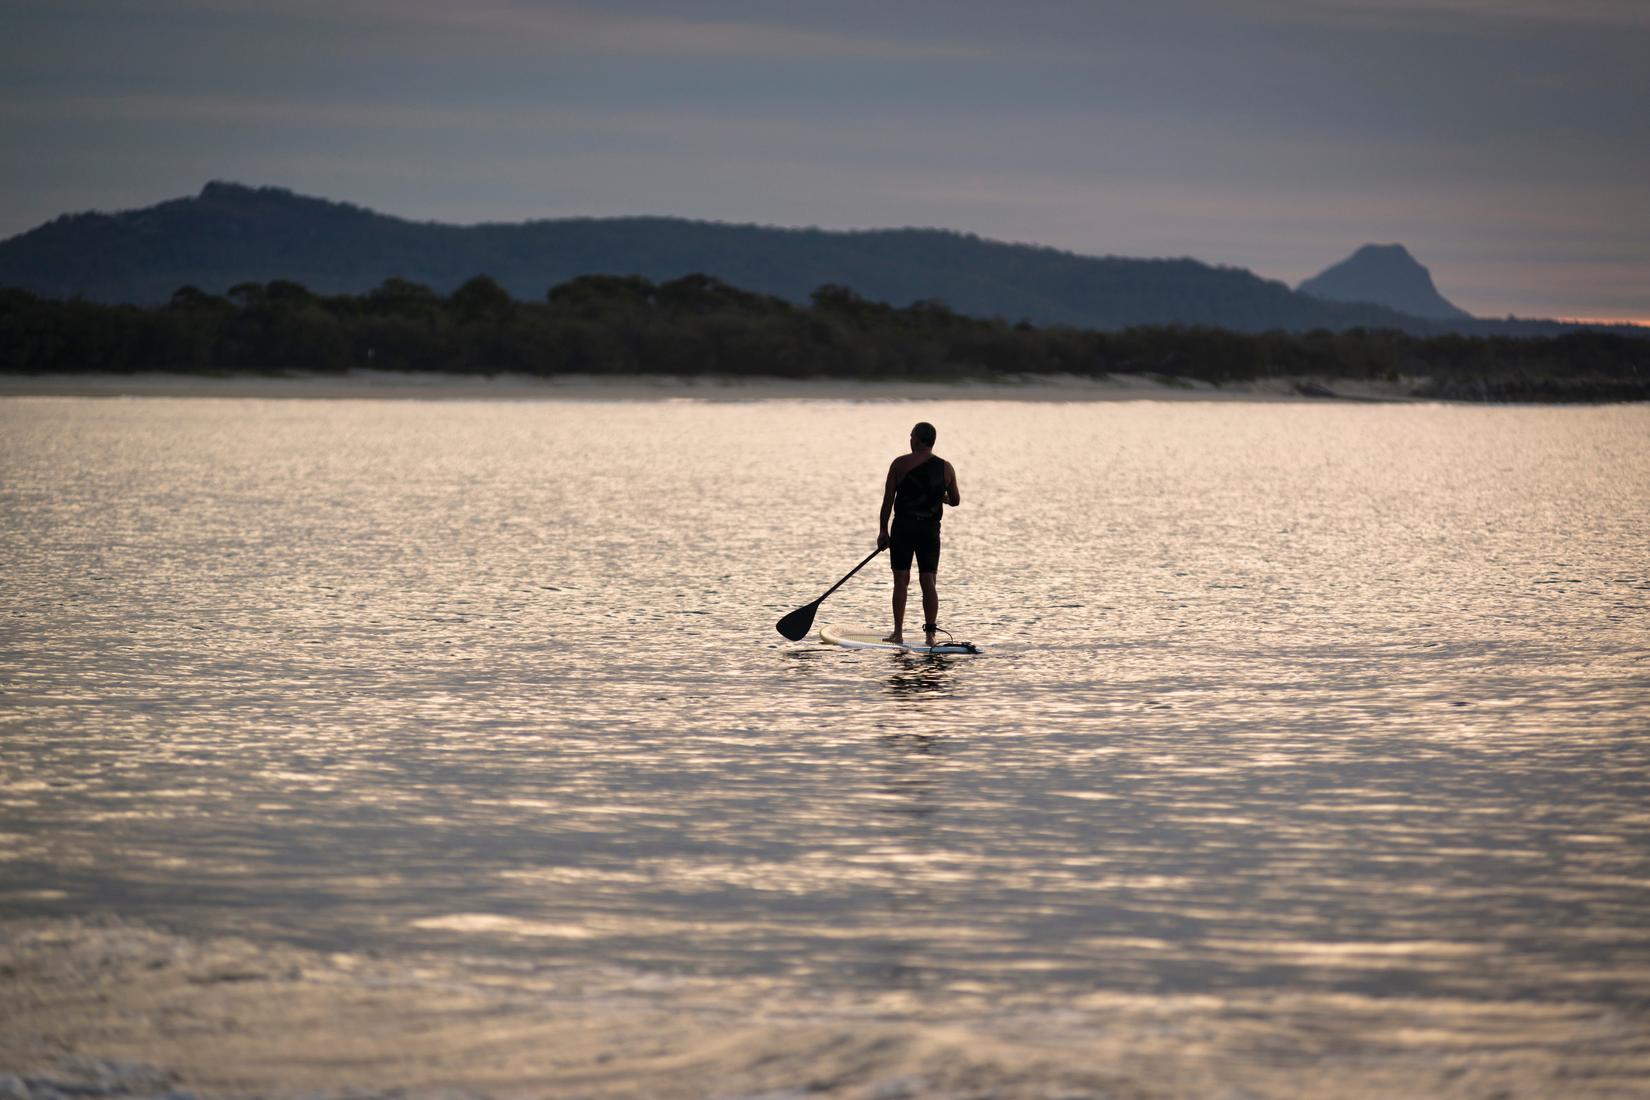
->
xmin=775 ymin=546 xmax=885 ymax=640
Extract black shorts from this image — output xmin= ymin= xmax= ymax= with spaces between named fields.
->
xmin=889 ymin=523 xmax=941 ymax=573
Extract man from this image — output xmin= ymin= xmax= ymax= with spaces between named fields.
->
xmin=878 ymin=421 xmax=960 ymax=646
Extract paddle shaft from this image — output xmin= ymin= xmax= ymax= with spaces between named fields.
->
xmin=775 ymin=546 xmax=886 ymax=640
xmin=814 ymin=546 xmax=884 ymax=605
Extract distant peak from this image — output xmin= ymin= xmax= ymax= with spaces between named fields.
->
xmin=1352 ymin=242 xmax=1413 ymax=257
xmin=1344 ymin=243 xmax=1426 ymax=270
xmin=1298 ymin=243 xmax=1472 ymax=322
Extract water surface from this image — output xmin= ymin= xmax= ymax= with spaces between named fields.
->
xmin=3 ymin=396 xmax=1648 ymax=1086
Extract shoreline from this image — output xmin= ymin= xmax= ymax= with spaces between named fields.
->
xmin=0 ymin=369 xmax=1429 ymax=403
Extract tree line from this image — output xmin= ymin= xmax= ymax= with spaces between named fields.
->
xmin=1 ymin=274 xmax=1644 ymax=401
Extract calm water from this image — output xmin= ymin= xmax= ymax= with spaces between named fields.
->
xmin=3 ymin=396 xmax=1649 ymax=1072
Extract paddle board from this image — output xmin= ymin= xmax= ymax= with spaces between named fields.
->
xmin=819 ymin=624 xmax=981 ymax=655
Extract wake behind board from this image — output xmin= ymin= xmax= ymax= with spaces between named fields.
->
xmin=820 ymin=624 xmax=981 ymax=655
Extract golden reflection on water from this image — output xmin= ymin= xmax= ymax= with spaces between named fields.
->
xmin=2 ymin=395 xmax=1649 ymax=1066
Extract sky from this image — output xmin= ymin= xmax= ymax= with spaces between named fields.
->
xmin=2 ymin=0 xmax=1646 ymax=320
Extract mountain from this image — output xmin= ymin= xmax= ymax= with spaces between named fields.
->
xmin=0 ymin=182 xmax=1447 ymax=334
xmin=1297 ymin=243 xmax=1473 ymax=321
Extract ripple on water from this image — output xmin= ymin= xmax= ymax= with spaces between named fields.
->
xmin=2 ymin=396 xmax=1649 ymax=1077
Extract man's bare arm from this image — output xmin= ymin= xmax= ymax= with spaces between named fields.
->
xmin=878 ymin=465 xmax=897 ymax=548
xmin=945 ymin=461 xmax=961 ymax=507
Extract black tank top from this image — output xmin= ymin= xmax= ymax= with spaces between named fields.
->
xmin=894 ymin=455 xmax=947 ymax=527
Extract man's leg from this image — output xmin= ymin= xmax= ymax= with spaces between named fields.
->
xmin=887 ymin=569 xmax=910 ymax=643
xmin=918 ymin=571 xmax=938 ymax=645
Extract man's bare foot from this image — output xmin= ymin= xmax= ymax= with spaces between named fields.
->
xmin=884 ymin=632 xmax=904 ymax=644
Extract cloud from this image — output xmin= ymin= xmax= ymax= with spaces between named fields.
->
xmin=449 ymin=3 xmax=983 ymax=59
xmin=0 ymin=94 xmax=566 ymax=134
xmin=63 ymin=0 xmax=984 ymax=61
xmin=1251 ymin=0 xmax=1650 ymax=32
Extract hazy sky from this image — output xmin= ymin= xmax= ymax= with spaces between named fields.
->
xmin=3 ymin=0 xmax=1646 ymax=319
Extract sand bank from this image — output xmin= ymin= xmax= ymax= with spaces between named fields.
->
xmin=3 ymin=917 xmax=1637 ymax=1100
xmin=0 ymin=370 xmax=1425 ymax=403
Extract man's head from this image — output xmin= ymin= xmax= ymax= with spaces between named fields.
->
xmin=911 ymin=422 xmax=937 ymax=450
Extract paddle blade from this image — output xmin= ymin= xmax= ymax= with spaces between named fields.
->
xmin=775 ymin=600 xmax=819 ymax=641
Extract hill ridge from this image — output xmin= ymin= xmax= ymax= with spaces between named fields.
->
xmin=0 ymin=181 xmax=1432 ymax=333
xmin=1 ymin=182 xmax=1637 ymax=339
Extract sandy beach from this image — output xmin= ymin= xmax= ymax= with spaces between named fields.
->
xmin=0 ymin=370 xmax=1424 ymax=403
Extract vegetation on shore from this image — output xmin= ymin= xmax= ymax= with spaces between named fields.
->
xmin=2 ymin=274 xmax=1645 ymax=401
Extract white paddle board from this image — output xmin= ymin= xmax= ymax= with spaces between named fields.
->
xmin=819 ymin=624 xmax=981 ymax=655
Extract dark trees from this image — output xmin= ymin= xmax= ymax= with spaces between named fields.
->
xmin=0 ymin=273 xmax=1643 ymax=400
